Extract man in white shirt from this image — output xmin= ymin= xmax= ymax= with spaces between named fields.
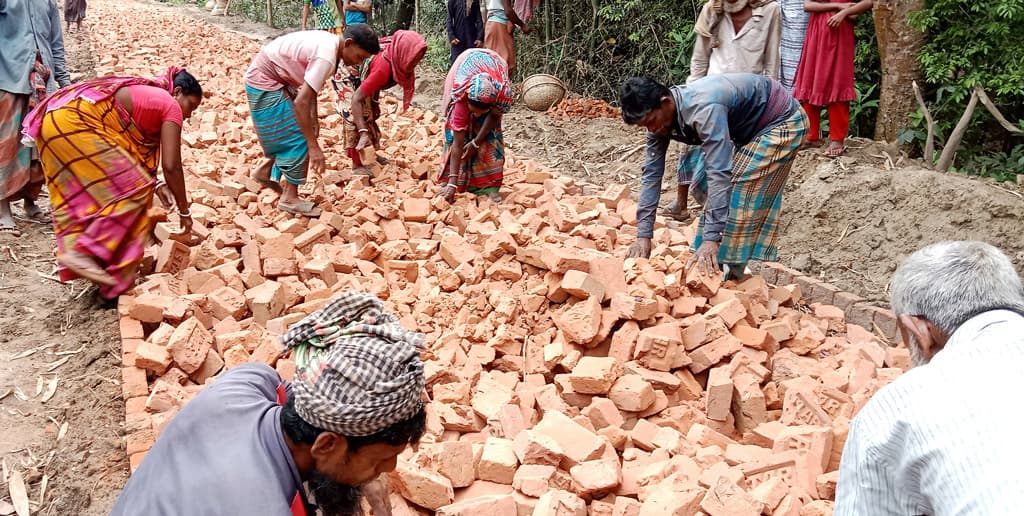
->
xmin=835 ymin=240 xmax=1024 ymax=515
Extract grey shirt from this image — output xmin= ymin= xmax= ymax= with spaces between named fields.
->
xmin=110 ymin=363 xmax=307 ymax=516
xmin=0 ymin=0 xmax=71 ymax=95
xmin=636 ymin=73 xmax=796 ymax=241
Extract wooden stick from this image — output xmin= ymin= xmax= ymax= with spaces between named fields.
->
xmin=975 ymin=86 xmax=1023 ymax=134
xmin=912 ymin=81 xmax=936 ymax=165
xmin=936 ymin=89 xmax=979 ymax=173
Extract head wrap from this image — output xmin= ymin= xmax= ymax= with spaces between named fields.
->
xmin=378 ymin=30 xmax=427 ymax=111
xmin=468 ymin=73 xmax=504 ymax=104
xmin=441 ymin=49 xmax=513 ymax=122
xmin=280 ymin=291 xmax=426 ymax=437
xmin=21 ymin=66 xmax=185 ymax=146
xmin=693 ymin=0 xmax=773 ymax=48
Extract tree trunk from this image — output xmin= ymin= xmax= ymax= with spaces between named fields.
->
xmin=395 ymin=0 xmax=415 ymax=29
xmin=873 ymin=0 xmax=925 ymax=142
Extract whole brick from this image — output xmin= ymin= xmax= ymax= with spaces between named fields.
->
xmin=167 ymin=317 xmax=213 ymax=374
xmin=607 ymin=375 xmax=655 ymax=412
xmin=390 ymin=460 xmax=455 ymax=510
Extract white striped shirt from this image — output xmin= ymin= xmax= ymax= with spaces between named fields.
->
xmin=835 ymin=310 xmax=1024 ymax=515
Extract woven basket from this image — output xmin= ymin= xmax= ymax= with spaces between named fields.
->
xmin=522 ymin=74 xmax=567 ymax=112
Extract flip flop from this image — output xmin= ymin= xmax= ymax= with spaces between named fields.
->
xmin=0 ymin=225 xmax=21 ymax=237
xmin=278 ymin=200 xmax=323 ymax=218
xmin=23 ymin=206 xmax=49 ymax=224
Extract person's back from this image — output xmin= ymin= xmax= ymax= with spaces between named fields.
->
xmin=836 ymin=241 xmax=1024 ymax=515
xmin=111 ymin=364 xmax=303 ymax=516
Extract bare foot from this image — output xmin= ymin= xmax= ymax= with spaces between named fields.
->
xmin=58 ymin=250 xmax=117 ymax=286
xmin=251 ymin=159 xmax=283 ymax=193
xmin=826 ymin=140 xmax=845 ymax=158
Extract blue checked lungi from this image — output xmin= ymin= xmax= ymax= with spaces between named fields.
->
xmin=688 ymin=106 xmax=809 ymax=269
xmin=246 ymin=85 xmax=308 ymax=185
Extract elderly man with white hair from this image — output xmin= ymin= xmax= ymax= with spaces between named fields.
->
xmin=835 ymin=241 xmax=1024 ymax=515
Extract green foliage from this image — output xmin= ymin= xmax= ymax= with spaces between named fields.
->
xmin=907 ymin=0 xmax=1024 ymax=181
xmin=850 ymin=13 xmax=879 ymax=138
xmin=955 ymin=144 xmax=1024 ymax=182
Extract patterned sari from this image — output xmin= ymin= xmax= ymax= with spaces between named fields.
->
xmin=22 ymin=68 xmax=181 ymax=298
xmin=439 ymin=49 xmax=512 ymax=195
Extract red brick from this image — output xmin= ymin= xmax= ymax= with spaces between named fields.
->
xmin=190 ymin=349 xmax=224 ymax=384
xmin=129 ymin=293 xmax=171 ymax=323
xmin=685 ymin=266 xmax=723 ymax=297
xmin=705 ymin=298 xmax=747 ymax=328
xmin=705 ymin=366 xmax=733 ymax=422
xmin=610 ymin=293 xmax=658 ymax=321
xmin=635 ymin=323 xmax=686 ymax=372
xmin=167 ymin=317 xmax=213 ymax=374
xmin=689 ymin=334 xmax=743 ymax=373
xmin=155 ymin=240 xmax=190 ymax=275
xmin=119 ymin=316 xmax=145 ymax=340
xmin=207 ymin=286 xmax=247 ymax=320
xmin=294 ymin=224 xmax=331 ymax=254
xmin=607 ymin=374 xmax=655 ymax=412
xmin=121 ymin=366 xmax=149 ymax=399
xmin=403 ymin=197 xmax=431 ymax=223
xmin=553 ymin=296 xmax=602 ymax=345
xmin=439 ymin=231 xmax=480 ymax=268
xmin=245 ymin=280 xmax=285 ymax=326
xmin=533 ymin=411 xmax=605 ymax=468
xmin=699 ymin=477 xmax=761 ymax=516
xmin=134 ymin=341 xmax=172 ymax=375
xmin=560 ymin=270 xmax=605 ymax=300
xmin=539 ymin=245 xmax=589 ymax=273
xmin=568 ymin=357 xmax=622 ymax=394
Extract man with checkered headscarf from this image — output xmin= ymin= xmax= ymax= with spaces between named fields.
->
xmin=111 ymin=292 xmax=427 ymax=516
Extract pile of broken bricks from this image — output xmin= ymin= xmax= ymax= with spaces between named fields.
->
xmin=100 ymin=7 xmax=912 ymax=516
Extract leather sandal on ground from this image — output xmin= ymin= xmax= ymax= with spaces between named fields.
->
xmin=0 ymin=225 xmax=21 ymax=237
xmin=278 ymin=200 xmax=323 ymax=218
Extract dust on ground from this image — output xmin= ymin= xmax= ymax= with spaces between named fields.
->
xmin=0 ymin=22 xmax=128 ymax=516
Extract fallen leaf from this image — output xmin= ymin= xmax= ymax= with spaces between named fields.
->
xmin=0 ymin=500 xmax=15 ymax=516
xmin=44 ymin=357 xmax=69 ymax=372
xmin=13 ymin=387 xmax=27 ymax=402
xmin=34 ymin=378 xmax=42 ymax=398
xmin=0 ymin=388 xmax=10 ymax=401
xmin=57 ymin=422 xmax=68 ymax=441
xmin=40 ymin=379 xmax=58 ymax=403
xmin=54 ymin=344 xmax=86 ymax=356
xmin=8 ymin=469 xmax=29 ymax=516
xmin=38 ymin=474 xmax=48 ymax=506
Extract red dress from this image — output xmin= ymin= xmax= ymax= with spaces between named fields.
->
xmin=792 ymin=0 xmax=857 ymax=106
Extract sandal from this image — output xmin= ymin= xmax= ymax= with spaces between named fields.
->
xmin=23 ymin=205 xmax=49 ymax=224
xmin=0 ymin=225 xmax=21 ymax=237
xmin=278 ymin=200 xmax=323 ymax=218
xmin=661 ymin=200 xmax=692 ymax=222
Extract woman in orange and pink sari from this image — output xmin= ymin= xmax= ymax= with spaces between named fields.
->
xmin=21 ymin=67 xmax=202 ymax=299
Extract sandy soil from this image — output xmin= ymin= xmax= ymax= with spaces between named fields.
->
xmin=0 ymin=22 xmax=128 ymax=516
